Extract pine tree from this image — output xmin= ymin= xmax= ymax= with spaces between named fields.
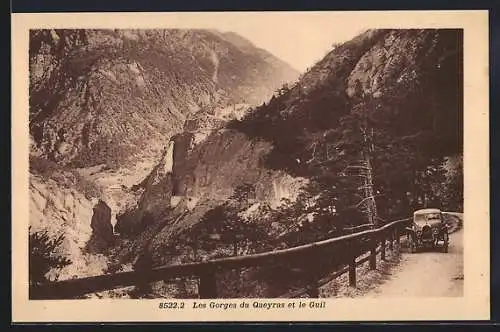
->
xmin=29 ymin=227 xmax=72 ymax=286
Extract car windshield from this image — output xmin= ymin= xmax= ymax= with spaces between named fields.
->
xmin=414 ymin=212 xmax=441 ymax=223
xmin=425 ymin=213 xmax=441 ymax=220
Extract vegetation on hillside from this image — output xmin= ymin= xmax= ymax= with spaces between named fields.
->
xmin=228 ymin=29 xmax=463 ymax=226
xmin=29 ymin=227 xmax=72 ymax=287
xmin=133 ymin=184 xmax=366 ymax=298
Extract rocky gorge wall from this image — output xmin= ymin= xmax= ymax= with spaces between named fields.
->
xmin=29 ymin=174 xmax=112 ymax=280
xmin=171 ymin=129 xmax=306 ymax=205
xmin=114 ymin=128 xmax=307 ymax=238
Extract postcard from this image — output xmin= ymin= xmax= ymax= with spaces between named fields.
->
xmin=11 ymin=10 xmax=490 ymax=322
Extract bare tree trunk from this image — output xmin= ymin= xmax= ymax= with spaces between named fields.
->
xmin=365 ymin=152 xmax=378 ymax=225
xmin=360 ymin=129 xmax=378 ymax=226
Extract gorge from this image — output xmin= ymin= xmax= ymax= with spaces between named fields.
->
xmin=28 ymin=28 xmax=463 ymax=299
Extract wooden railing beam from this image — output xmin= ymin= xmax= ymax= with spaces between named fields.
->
xmin=30 ymin=218 xmax=411 ymax=299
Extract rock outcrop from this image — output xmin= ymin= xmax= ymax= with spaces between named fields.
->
xmin=114 ymin=128 xmax=307 ymax=237
xmin=29 ymin=172 xmax=109 ymax=280
xmin=86 ymin=200 xmax=114 ymax=253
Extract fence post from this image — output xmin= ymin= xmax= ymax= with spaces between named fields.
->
xmin=381 ymin=235 xmax=386 ymax=261
xmin=131 ymin=253 xmax=153 ymax=298
xmin=306 ymin=282 xmax=320 ymax=298
xmin=395 ymin=226 xmax=400 ymax=247
xmin=369 ymin=240 xmax=377 ymax=270
xmin=349 ymin=255 xmax=357 ymax=287
xmin=198 ymin=269 xmax=217 ymax=299
xmin=389 ymin=229 xmax=394 ymax=251
xmin=305 ymin=264 xmax=320 ymax=298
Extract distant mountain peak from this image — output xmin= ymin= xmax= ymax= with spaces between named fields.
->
xmin=218 ymin=31 xmax=257 ymax=50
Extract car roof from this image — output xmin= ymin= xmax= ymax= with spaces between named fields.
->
xmin=414 ymin=208 xmax=441 ymax=215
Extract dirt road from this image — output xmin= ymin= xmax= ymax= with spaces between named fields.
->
xmin=364 ymin=229 xmax=464 ymax=298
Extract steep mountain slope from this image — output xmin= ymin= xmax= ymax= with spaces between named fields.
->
xmin=29 ymin=29 xmax=299 ymax=168
xmin=234 ymin=28 xmax=463 ymax=217
xmin=114 ymin=29 xmax=463 ymax=272
xmin=231 ymin=29 xmax=462 ymax=171
xmin=28 ymin=29 xmax=299 ymax=281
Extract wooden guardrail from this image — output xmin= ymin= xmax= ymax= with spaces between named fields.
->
xmin=30 ymin=218 xmax=411 ymax=300
xmin=342 ymin=223 xmax=375 ymax=234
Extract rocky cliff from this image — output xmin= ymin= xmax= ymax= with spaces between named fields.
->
xmin=29 ymin=29 xmax=299 ymax=168
xmin=112 ymin=28 xmax=462 ymax=271
xmin=29 ymin=170 xmax=109 ymax=280
xmin=114 ymin=129 xmax=307 ymax=237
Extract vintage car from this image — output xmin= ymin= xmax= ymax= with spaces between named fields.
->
xmin=407 ymin=208 xmax=449 ymax=253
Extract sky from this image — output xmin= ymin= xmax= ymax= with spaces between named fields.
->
xmin=20 ymin=11 xmax=475 ymax=73
xmin=226 ymin=24 xmax=363 ymax=73
xmin=195 ymin=12 xmax=366 ymax=72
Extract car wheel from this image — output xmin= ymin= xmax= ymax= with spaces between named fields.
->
xmin=409 ymin=237 xmax=417 ymax=253
xmin=443 ymin=232 xmax=449 ymax=253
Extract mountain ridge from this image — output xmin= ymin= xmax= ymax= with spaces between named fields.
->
xmin=29 ymin=28 xmax=300 ymax=169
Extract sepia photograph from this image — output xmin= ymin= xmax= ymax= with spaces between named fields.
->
xmin=12 ymin=10 xmax=489 ymax=322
